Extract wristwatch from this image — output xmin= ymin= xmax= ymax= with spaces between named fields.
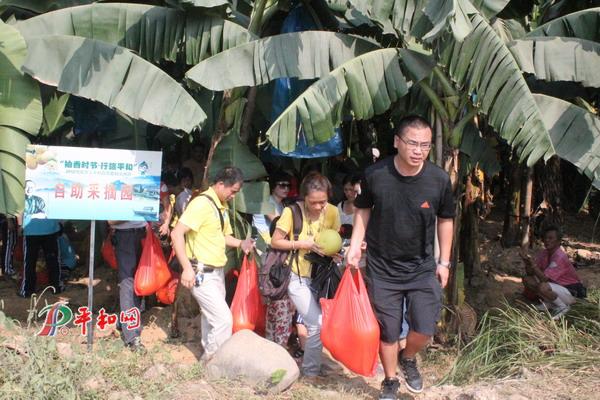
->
xmin=437 ymin=260 xmax=451 ymax=268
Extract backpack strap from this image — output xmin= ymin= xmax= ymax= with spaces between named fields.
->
xmin=200 ymin=194 xmax=224 ymax=231
xmin=290 ymin=203 xmax=303 ymax=240
xmin=288 ymin=202 xmax=303 ymax=277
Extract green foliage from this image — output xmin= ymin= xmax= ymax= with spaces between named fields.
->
xmin=21 ymin=35 xmax=206 ymax=132
xmin=265 ymin=49 xmax=434 ymax=153
xmin=533 ymin=94 xmax=600 ymax=189
xmin=186 ymin=31 xmax=380 ymax=91
xmin=15 ymin=3 xmax=255 ymax=66
xmin=269 ymin=369 xmax=287 ymax=385
xmin=0 ymin=20 xmax=40 ymax=215
xmin=527 ymin=7 xmax=600 ymax=42
xmin=0 ymin=335 xmax=204 ymax=399
xmin=509 ymin=37 xmax=600 ymax=88
xmin=443 ymin=297 xmax=600 ymax=385
xmin=436 ymin=13 xmax=555 ymax=166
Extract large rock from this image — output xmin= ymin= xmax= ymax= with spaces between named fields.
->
xmin=205 ymin=329 xmax=300 ymax=393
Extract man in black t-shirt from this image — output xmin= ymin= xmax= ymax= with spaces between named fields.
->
xmin=347 ymin=116 xmax=455 ymax=399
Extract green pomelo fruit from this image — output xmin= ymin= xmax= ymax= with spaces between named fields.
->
xmin=316 ymin=229 xmax=342 ymax=256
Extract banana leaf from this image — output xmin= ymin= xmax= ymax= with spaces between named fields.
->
xmin=21 ymin=35 xmax=205 ymax=133
xmin=0 ymin=0 xmax=94 ymax=13
xmin=459 ymin=122 xmax=500 ymax=176
xmin=15 ymin=3 xmax=254 ymax=65
xmin=0 ymin=20 xmax=41 ymax=215
xmin=346 ymin=0 xmax=509 ymax=39
xmin=265 ymin=49 xmax=418 ymax=153
xmin=0 ymin=20 xmax=42 ymax=135
xmin=435 ymin=13 xmax=555 ymax=166
xmin=0 ymin=127 xmax=30 ymax=215
xmin=231 ymin=181 xmax=274 ymax=214
xmin=534 ymin=94 xmax=600 ymax=189
xmin=208 ymin=130 xmax=267 ymax=181
xmin=509 ymin=37 xmax=600 ymax=88
xmin=186 ymin=31 xmax=380 ymax=91
xmin=527 ymin=7 xmax=600 ymax=42
xmin=42 ymin=92 xmax=72 ymax=135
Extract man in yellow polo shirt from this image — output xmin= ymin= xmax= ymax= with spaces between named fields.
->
xmin=171 ymin=166 xmax=254 ymax=359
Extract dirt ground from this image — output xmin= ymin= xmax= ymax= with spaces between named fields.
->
xmin=1 ymin=210 xmax=599 ymax=399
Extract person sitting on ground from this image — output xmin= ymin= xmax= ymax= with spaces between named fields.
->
xmin=520 ymin=225 xmax=587 ymax=319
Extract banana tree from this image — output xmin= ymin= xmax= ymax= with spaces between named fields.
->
xmin=0 ymin=20 xmax=42 ymax=216
xmin=188 ymin=0 xmax=600 ymax=308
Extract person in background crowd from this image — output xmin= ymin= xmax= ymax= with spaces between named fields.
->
xmin=253 ymin=172 xmax=297 ymax=349
xmin=1 ymin=214 xmax=17 ymax=277
xmin=19 ymin=180 xmax=63 ymax=298
xmin=253 ymin=171 xmax=292 ymax=247
xmin=521 ymin=225 xmax=587 ymax=319
xmin=347 ymin=116 xmax=455 ymax=399
xmin=158 ymin=171 xmax=178 ymax=238
xmin=175 ymin=167 xmax=194 ymax=217
xmin=171 ymin=167 xmax=254 ymax=360
xmin=182 ymin=142 xmax=206 ymax=190
xmin=109 ymin=218 xmax=146 ymax=351
xmin=337 ymin=174 xmax=361 ymax=228
xmin=271 ymin=172 xmax=341 ymax=379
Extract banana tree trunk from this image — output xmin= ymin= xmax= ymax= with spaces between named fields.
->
xmin=239 ymin=86 xmax=257 ymax=144
xmin=502 ymin=154 xmax=522 ymax=247
xmin=461 ymin=171 xmax=481 ymax=281
xmin=201 ymin=90 xmax=233 ymax=190
xmin=520 ymin=167 xmax=533 ymax=247
xmin=536 ymin=155 xmax=564 ymax=230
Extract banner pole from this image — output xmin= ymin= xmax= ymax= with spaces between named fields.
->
xmin=87 ymin=220 xmax=96 ymax=352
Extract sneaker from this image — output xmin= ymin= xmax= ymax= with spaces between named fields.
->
xmin=551 ymin=305 xmax=570 ymax=320
xmin=378 ymin=377 xmax=400 ymax=400
xmin=126 ymin=337 xmax=146 ymax=354
xmin=399 ymin=354 xmax=423 ymax=393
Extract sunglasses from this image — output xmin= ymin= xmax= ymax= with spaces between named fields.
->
xmin=276 ymin=182 xmax=291 ymax=188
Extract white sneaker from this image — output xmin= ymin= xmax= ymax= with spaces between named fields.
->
xmin=551 ymin=305 xmax=570 ymax=320
xmin=534 ymin=302 xmax=549 ymax=311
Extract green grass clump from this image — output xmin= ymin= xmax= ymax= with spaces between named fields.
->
xmin=443 ymin=290 xmax=600 ymax=385
xmin=0 ymin=313 xmax=203 ymax=400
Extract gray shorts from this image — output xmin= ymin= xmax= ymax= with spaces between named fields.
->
xmin=366 ymin=274 xmax=442 ymax=342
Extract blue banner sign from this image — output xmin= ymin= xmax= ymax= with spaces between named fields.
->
xmin=24 ymin=145 xmax=162 ymax=222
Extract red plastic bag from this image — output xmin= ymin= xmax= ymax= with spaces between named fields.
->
xmin=134 ymin=224 xmax=171 ymax=296
xmin=101 ymin=232 xmax=117 ymax=270
xmin=231 ymin=255 xmax=266 ymax=335
xmin=321 ymin=267 xmax=380 ymax=376
xmin=156 ymin=273 xmax=180 ymax=305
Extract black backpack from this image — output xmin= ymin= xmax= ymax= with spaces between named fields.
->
xmin=258 ymin=203 xmax=302 ymax=301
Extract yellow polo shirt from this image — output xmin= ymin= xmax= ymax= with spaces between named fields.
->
xmin=179 ymin=187 xmax=233 ymax=267
xmin=276 ymin=203 xmax=341 ymax=277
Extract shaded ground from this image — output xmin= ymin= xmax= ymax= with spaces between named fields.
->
xmin=0 ymin=210 xmax=599 ymax=399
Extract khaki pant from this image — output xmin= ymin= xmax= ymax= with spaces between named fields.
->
xmin=191 ymin=268 xmax=232 ymax=356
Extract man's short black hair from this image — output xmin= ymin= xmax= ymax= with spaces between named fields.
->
xmin=177 ymin=167 xmax=194 ymax=184
xmin=161 ymin=171 xmax=178 ymax=187
xmin=395 ymin=115 xmax=432 ymax=137
xmin=212 ymin=166 xmax=244 ymax=186
xmin=542 ymin=224 xmax=563 ymax=239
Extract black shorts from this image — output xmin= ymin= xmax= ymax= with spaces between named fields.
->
xmin=366 ymin=274 xmax=442 ymax=342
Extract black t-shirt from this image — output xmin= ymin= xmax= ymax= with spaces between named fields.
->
xmin=355 ymin=157 xmax=455 ymax=283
